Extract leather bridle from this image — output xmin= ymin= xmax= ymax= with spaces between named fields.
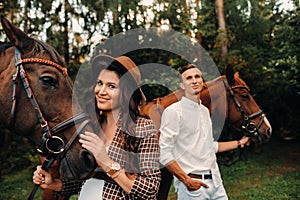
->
xmin=10 ymin=48 xmax=90 ymax=158
xmin=222 ymin=78 xmax=265 ymax=141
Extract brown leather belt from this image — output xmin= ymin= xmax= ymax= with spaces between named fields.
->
xmin=188 ymin=173 xmax=212 ymax=180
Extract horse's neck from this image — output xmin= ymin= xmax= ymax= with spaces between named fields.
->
xmin=0 ymin=48 xmax=15 ymax=127
xmin=200 ymin=76 xmax=227 ymax=117
xmin=159 ymin=89 xmax=184 ymax=107
xmin=141 ymin=89 xmax=184 ymax=116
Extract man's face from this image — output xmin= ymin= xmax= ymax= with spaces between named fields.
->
xmin=180 ymin=67 xmax=203 ymax=97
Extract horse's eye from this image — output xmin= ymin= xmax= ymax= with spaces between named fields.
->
xmin=39 ymin=76 xmax=57 ymax=89
xmin=241 ymin=93 xmax=250 ymax=99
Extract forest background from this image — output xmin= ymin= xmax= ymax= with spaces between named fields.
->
xmin=0 ymin=0 xmax=299 ymax=199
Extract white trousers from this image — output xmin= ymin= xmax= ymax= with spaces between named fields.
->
xmin=78 ymin=178 xmax=104 ymax=200
xmin=177 ymin=179 xmax=228 ymax=200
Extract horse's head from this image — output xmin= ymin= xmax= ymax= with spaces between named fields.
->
xmin=0 ymin=16 xmax=96 ymax=180
xmin=221 ymin=66 xmax=272 ymax=143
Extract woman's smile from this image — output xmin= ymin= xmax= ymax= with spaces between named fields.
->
xmin=96 ymin=96 xmax=109 ymax=103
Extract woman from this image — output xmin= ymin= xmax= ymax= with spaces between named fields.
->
xmin=32 ymin=55 xmax=161 ymax=199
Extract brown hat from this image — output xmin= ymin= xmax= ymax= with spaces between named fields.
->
xmin=92 ymin=54 xmax=146 ymax=102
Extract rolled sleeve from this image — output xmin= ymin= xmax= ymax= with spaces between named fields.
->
xmin=130 ymin=170 xmax=161 ymax=199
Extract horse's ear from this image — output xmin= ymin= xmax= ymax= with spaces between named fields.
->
xmin=225 ymin=64 xmax=235 ymax=84
xmin=0 ymin=15 xmax=35 ymax=54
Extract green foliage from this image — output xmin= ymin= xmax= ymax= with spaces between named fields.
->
xmin=222 ymin=0 xmax=300 ymax=137
xmin=0 ymin=132 xmax=38 ymax=181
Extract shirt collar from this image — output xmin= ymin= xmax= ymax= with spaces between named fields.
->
xmin=182 ymin=96 xmax=202 ymax=107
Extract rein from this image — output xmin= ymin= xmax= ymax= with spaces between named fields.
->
xmin=222 ymin=78 xmax=265 ymax=141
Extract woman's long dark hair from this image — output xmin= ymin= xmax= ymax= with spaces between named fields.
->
xmin=86 ymin=60 xmax=143 ymax=135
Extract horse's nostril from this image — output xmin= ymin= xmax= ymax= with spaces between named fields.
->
xmin=80 ymin=149 xmax=96 ymax=171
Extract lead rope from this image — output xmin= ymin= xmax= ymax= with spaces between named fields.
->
xmin=27 ymin=154 xmax=55 ymax=200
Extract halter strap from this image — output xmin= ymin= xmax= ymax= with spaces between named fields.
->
xmin=14 ymin=48 xmax=52 ymax=136
xmin=10 ymin=65 xmax=19 ymax=127
xmin=50 ymin=113 xmax=89 ymax=135
xmin=57 ymin=119 xmax=90 ymax=161
xmin=231 ymin=85 xmax=250 ymax=91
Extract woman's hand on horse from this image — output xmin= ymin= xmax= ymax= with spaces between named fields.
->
xmin=79 ymin=131 xmax=112 ymax=170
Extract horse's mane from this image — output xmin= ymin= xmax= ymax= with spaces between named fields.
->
xmin=32 ymin=38 xmax=67 ymax=68
xmin=206 ymin=72 xmax=248 ymax=88
xmin=203 ymin=76 xmax=224 ymax=89
xmin=0 ymin=41 xmax=13 ymax=54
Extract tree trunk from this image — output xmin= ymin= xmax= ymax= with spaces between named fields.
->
xmin=63 ymin=0 xmax=69 ymax=65
xmin=215 ymin=0 xmax=228 ymax=57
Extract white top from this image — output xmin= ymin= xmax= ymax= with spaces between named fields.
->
xmin=159 ymin=96 xmax=222 ymax=187
xmin=78 ymin=178 xmax=104 ymax=200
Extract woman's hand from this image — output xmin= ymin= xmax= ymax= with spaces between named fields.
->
xmin=79 ymin=131 xmax=112 ymax=170
xmin=32 ymin=165 xmax=62 ymax=191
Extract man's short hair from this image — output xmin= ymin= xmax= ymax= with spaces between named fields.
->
xmin=179 ymin=64 xmax=197 ymax=74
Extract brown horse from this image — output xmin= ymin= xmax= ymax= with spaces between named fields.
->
xmin=141 ymin=66 xmax=272 ymax=199
xmin=0 ymin=16 xmax=96 ymax=199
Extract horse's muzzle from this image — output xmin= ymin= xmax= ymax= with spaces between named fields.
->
xmin=78 ymin=149 xmax=97 ymax=178
xmin=59 ymin=149 xmax=97 ymax=180
xmin=261 ymin=117 xmax=272 ymax=143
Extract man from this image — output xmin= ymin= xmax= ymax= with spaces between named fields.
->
xmin=159 ymin=64 xmax=250 ymax=199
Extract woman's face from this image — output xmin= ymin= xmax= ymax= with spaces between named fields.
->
xmin=94 ymin=69 xmax=121 ymax=112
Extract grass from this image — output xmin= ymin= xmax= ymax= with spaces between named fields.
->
xmin=0 ymin=168 xmax=43 ymax=200
xmin=220 ymin=138 xmax=300 ymax=200
xmin=1 ymin=138 xmax=299 ymax=199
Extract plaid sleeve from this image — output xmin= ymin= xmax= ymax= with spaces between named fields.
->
xmin=56 ymin=179 xmax=83 ymax=197
xmin=129 ymin=118 xmax=161 ymax=199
